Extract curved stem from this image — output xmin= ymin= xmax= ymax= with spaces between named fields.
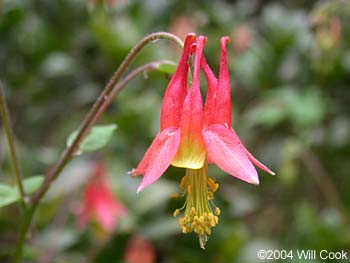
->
xmin=0 ymin=82 xmax=26 ymax=204
xmin=13 ymin=32 xmax=183 ymax=263
xmin=92 ymin=60 xmax=176 ymax=124
xmin=31 ymin=32 xmax=182 ymax=205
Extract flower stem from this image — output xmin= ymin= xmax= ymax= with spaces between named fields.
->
xmin=0 ymin=82 xmax=26 ymax=204
xmin=31 ymin=32 xmax=183 ymax=205
xmin=92 ymin=60 xmax=176 ymax=125
xmin=13 ymin=32 xmax=184 ymax=263
xmin=13 ymin=206 xmax=36 ymax=263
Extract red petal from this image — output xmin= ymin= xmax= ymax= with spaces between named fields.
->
xmin=227 ymin=127 xmax=275 ymax=175
xmin=171 ymin=36 xmax=206 ymax=169
xmin=160 ymin=33 xmax=196 ymax=130
xmin=244 ymin=149 xmax=275 ymax=175
xmin=95 ymin=200 xmax=118 ymax=231
xmin=216 ymin=36 xmax=232 ymax=127
xmin=202 ymin=124 xmax=259 ymax=184
xmin=132 ymin=127 xmax=181 ymax=192
xmin=94 ymin=191 xmax=127 ymax=231
xmin=201 ymin=57 xmax=218 ymax=127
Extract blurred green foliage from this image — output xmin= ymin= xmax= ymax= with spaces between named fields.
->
xmin=0 ymin=0 xmax=349 ymax=262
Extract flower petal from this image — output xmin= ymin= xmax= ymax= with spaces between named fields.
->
xmin=171 ymin=36 xmax=206 ymax=169
xmin=160 ymin=33 xmax=196 ymax=130
xmin=244 ymin=149 xmax=275 ymax=175
xmin=201 ymin=57 xmax=218 ymax=127
xmin=95 ymin=200 xmax=118 ymax=231
xmin=216 ymin=36 xmax=232 ymax=127
xmin=226 ymin=126 xmax=275 ymax=175
xmin=202 ymin=124 xmax=259 ymax=184
xmin=132 ymin=127 xmax=181 ymax=192
xmin=94 ymin=194 xmax=127 ymax=231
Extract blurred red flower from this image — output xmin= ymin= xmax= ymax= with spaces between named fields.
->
xmin=124 ymin=235 xmax=156 ymax=263
xmin=169 ymin=15 xmax=198 ymax=41
xmin=76 ymin=163 xmax=127 ymax=233
xmin=233 ymin=24 xmax=254 ymax=52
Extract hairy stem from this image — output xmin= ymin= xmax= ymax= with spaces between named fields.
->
xmin=92 ymin=60 xmax=176 ymax=124
xmin=31 ymin=32 xmax=182 ymax=205
xmin=13 ymin=32 xmax=183 ymax=263
xmin=0 ymin=82 xmax=26 ymax=203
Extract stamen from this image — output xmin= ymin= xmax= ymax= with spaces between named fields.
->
xmin=180 ymin=175 xmax=187 ymax=189
xmin=208 ymin=177 xmax=219 ymax=192
xmin=172 ymin=159 xmax=220 ymax=249
xmin=173 ymin=209 xmax=181 ymax=217
xmin=187 ymin=184 xmax=192 ymax=195
xmin=170 ymin=193 xmax=180 ymax=198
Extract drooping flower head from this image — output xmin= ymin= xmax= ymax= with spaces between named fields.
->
xmin=131 ymin=33 xmax=274 ymax=248
xmin=77 ymin=163 xmax=127 ymax=234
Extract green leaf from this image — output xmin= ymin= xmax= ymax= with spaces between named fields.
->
xmin=0 ymin=176 xmax=45 ymax=208
xmin=23 ymin=176 xmax=44 ymax=194
xmin=0 ymin=184 xmax=18 ymax=208
xmin=246 ymin=105 xmax=287 ymax=127
xmin=67 ymin=124 xmax=117 ymax=153
xmin=287 ymin=88 xmax=324 ymax=126
xmin=156 ymin=61 xmax=177 ymax=74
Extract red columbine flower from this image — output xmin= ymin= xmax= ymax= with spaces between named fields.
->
xmin=131 ymin=33 xmax=274 ymax=248
xmin=77 ymin=163 xmax=127 ymax=233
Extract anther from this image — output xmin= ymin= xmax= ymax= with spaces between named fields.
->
xmin=190 ymin=207 xmax=196 ymax=216
xmin=173 ymin=209 xmax=180 ymax=217
xmin=174 ymin=166 xmax=221 ymax=249
xmin=208 ymin=178 xmax=219 ymax=192
xmin=204 ymin=226 xmax=211 ymax=235
xmin=180 ymin=175 xmax=187 ymax=189
xmin=187 ymin=184 xmax=192 ymax=194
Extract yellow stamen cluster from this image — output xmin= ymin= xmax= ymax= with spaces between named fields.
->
xmin=173 ymin=160 xmax=220 ymax=249
xmin=178 ymin=207 xmax=220 ymax=249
